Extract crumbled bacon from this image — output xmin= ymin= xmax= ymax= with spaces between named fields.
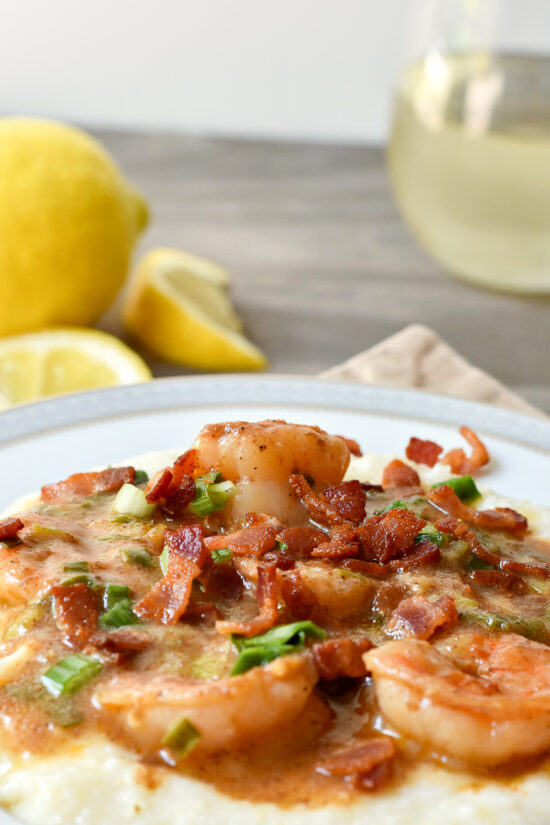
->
xmin=262 ymin=552 xmax=296 ymax=570
xmin=145 ymin=450 xmax=197 ymax=514
xmin=199 ymin=562 xmax=244 ymax=602
xmin=182 ymin=602 xmax=222 ymax=623
xmin=381 ymin=460 xmax=422 ymax=493
xmin=312 ymin=638 xmax=373 ymax=680
xmin=321 ymin=480 xmax=366 ymax=524
xmin=468 ymin=568 xmax=528 ymax=594
xmin=134 ymin=525 xmax=207 ymax=624
xmin=51 ymin=583 xmax=99 ymax=648
xmin=289 ymin=474 xmax=353 ymax=526
xmin=405 ymin=437 xmax=443 ymax=467
xmin=90 ymin=628 xmax=150 ymax=664
xmin=429 ymin=485 xmax=528 ymax=534
xmin=276 ymin=527 xmax=324 ymax=556
xmin=42 ymin=467 xmax=135 ymax=503
xmin=0 ymin=518 xmax=23 ymax=541
xmin=386 ymin=595 xmax=458 ymax=640
xmin=205 ymin=524 xmax=278 ymax=558
xmin=316 ymin=737 xmax=395 ymax=791
xmin=340 ymin=559 xmax=390 ymax=579
xmin=386 ymin=540 xmax=440 ymax=571
xmin=356 ymin=508 xmax=427 ymax=564
xmin=442 ymin=426 xmax=489 ymax=475
xmin=216 ymin=562 xmax=279 ymax=637
xmin=336 ymin=435 xmax=363 ymax=457
xmin=281 ymin=569 xmax=319 ymax=620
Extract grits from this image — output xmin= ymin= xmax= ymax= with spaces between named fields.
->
xmin=1 ymin=437 xmax=550 ymax=825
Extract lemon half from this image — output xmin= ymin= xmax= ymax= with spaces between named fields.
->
xmin=124 ymin=248 xmax=267 ymax=372
xmin=0 ymin=328 xmax=151 ymax=409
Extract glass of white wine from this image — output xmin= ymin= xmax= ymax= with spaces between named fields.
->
xmin=388 ymin=0 xmax=550 ymax=293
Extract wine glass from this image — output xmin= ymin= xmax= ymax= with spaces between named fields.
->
xmin=387 ymin=0 xmax=550 ymax=293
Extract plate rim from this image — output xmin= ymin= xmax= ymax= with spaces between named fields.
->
xmin=0 ymin=374 xmax=548 ymax=454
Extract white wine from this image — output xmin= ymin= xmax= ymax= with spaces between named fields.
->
xmin=388 ymin=52 xmax=550 ymax=292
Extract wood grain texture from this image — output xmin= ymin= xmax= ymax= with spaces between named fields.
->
xmin=95 ymin=131 xmax=550 ymax=413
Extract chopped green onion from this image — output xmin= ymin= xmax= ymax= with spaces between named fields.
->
xmin=112 ymin=484 xmax=156 ymax=519
xmin=211 ymin=548 xmax=232 ymax=564
xmin=189 ymin=476 xmax=236 ymax=517
xmin=99 ymin=598 xmax=140 ymax=629
xmin=41 ymin=654 xmax=102 ymax=697
xmin=110 ymin=514 xmax=132 ymax=524
xmin=197 ymin=470 xmax=221 ymax=485
xmin=277 ymin=541 xmax=289 ymax=552
xmin=121 ymin=546 xmax=153 ymax=568
xmin=461 ymin=609 xmax=547 ymax=643
xmin=230 ymin=644 xmax=296 ymax=676
xmin=133 ymin=469 xmax=149 ymax=485
xmin=59 ymin=573 xmax=96 ymax=587
xmin=28 ymin=524 xmax=79 ymax=543
xmin=375 ymin=499 xmax=409 ymax=515
xmin=161 ymin=717 xmax=201 ymax=759
xmin=432 ymin=475 xmax=481 ymax=502
xmin=159 ymin=545 xmax=170 ymax=576
xmin=467 ymin=554 xmax=495 ymax=571
xmin=103 ymin=583 xmax=130 ymax=609
xmin=230 ymin=620 xmax=327 ymax=675
xmin=415 ymin=523 xmax=446 ymax=546
xmin=63 ymin=561 xmax=90 ymax=573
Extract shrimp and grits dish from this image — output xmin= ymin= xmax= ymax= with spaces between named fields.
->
xmin=1 ymin=419 xmax=550 ymax=824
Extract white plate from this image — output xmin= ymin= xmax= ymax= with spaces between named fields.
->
xmin=0 ymin=375 xmax=550 ymax=825
xmin=1 ymin=375 xmax=549 ymax=514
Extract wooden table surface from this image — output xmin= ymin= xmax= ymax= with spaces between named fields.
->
xmin=97 ymin=131 xmax=550 ymax=414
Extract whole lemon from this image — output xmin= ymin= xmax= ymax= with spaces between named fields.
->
xmin=0 ymin=118 xmax=149 ymax=337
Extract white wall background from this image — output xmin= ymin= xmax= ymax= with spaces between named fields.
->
xmin=0 ymin=0 xmax=548 ymax=143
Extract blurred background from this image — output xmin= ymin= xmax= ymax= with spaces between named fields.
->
xmin=1 ymin=0 xmax=549 ymax=409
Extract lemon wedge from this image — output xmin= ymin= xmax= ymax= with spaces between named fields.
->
xmin=124 ymin=248 xmax=267 ymax=371
xmin=0 ymin=328 xmax=151 ymax=409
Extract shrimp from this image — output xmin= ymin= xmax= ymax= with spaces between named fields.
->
xmin=365 ymin=632 xmax=550 ymax=765
xmin=94 ymin=653 xmax=317 ymax=754
xmin=192 ymin=420 xmax=350 ymax=526
xmin=234 ymin=557 xmax=377 ymax=619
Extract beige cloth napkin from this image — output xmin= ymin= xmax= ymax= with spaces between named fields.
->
xmin=321 ymin=324 xmax=543 ymax=418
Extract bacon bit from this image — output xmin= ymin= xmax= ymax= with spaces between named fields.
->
xmin=311 ymin=539 xmax=359 ymax=560
xmin=316 ymin=737 xmax=395 ymax=792
xmin=372 ymin=582 xmax=409 ymax=615
xmin=321 ymin=480 xmax=366 ymax=524
xmin=387 ymin=595 xmax=458 ymax=640
xmin=356 ymin=508 xmax=427 ymax=564
xmin=336 ymin=435 xmax=363 ymax=457
xmin=468 ymin=568 xmax=528 ymax=594
xmin=90 ymin=628 xmax=150 ymax=664
xmin=42 ymin=467 xmax=135 ymax=503
xmin=182 ymin=603 xmax=222 ymax=623
xmin=434 ymin=515 xmax=469 ymax=538
xmin=290 ymin=474 xmax=353 ymax=526
xmin=216 ymin=563 xmax=279 ymax=637
xmin=312 ymin=638 xmax=373 ymax=680
xmin=262 ymin=552 xmax=296 ymax=570
xmin=281 ymin=569 xmax=319 ymax=620
xmin=406 ymin=437 xmax=443 ymax=467
xmin=429 ymin=485 xmax=528 ymax=534
xmin=340 ymin=559 xmax=390 ymax=579
xmin=381 ymin=459 xmax=423 ymax=493
xmin=276 ymin=527 xmax=324 ymax=556
xmin=145 ymin=468 xmax=172 ymax=502
xmin=386 ymin=540 xmax=440 ymax=572
xmin=134 ymin=525 xmax=207 ymax=624
xmin=199 ymin=562 xmax=244 ymax=601
xmin=51 ymin=583 xmax=99 ymax=648
xmin=442 ymin=426 xmax=489 ymax=475
xmin=205 ymin=524 xmax=278 ymax=558
xmin=145 ymin=450 xmax=197 ymax=515
xmin=0 ymin=518 xmax=23 ymax=541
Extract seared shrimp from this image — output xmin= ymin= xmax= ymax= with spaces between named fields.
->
xmin=192 ymin=420 xmax=350 ymax=525
xmin=94 ymin=653 xmax=317 ymax=754
xmin=366 ymin=632 xmax=550 ymax=765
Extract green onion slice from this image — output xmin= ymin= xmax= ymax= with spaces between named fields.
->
xmin=211 ymin=548 xmax=232 ymax=564
xmin=432 ymin=475 xmax=481 ymax=502
xmin=415 ymin=523 xmax=446 ymax=546
xmin=121 ymin=546 xmax=153 ymax=567
xmin=133 ymin=469 xmax=149 ymax=485
xmin=375 ymin=499 xmax=409 ymax=515
xmin=41 ymin=654 xmax=102 ymax=697
xmin=63 ymin=561 xmax=90 ymax=573
xmin=230 ymin=620 xmax=326 ymax=675
xmin=189 ymin=473 xmax=236 ymax=517
xmin=161 ymin=717 xmax=201 ymax=759
xmin=113 ymin=484 xmax=156 ymax=519
xmin=103 ymin=583 xmax=130 ymax=609
xmin=99 ymin=598 xmax=140 ymax=629
xmin=230 ymin=644 xmax=296 ymax=676
xmin=159 ymin=545 xmax=170 ymax=576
